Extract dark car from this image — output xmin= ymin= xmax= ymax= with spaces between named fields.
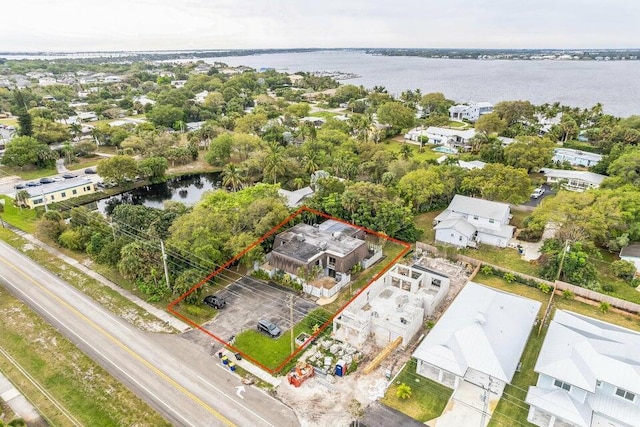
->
xmin=257 ymin=320 xmax=282 ymax=338
xmin=39 ymin=177 xmax=54 ymax=184
xmin=203 ymin=295 xmax=226 ymax=309
xmin=13 ymin=183 xmax=26 ymax=189
xmin=85 ymin=168 xmax=97 ymax=174
xmin=25 ymin=181 xmax=42 ymax=187
xmin=62 ymin=172 xmax=77 ymax=179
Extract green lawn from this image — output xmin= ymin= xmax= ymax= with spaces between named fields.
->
xmin=414 ymin=209 xmax=442 ymax=243
xmin=510 ymin=208 xmax=531 ymax=230
xmin=0 ymin=286 xmax=170 ymax=427
xmin=0 ymin=195 xmax=38 ymax=232
xmin=310 ymin=111 xmax=338 ymax=119
xmin=381 ymin=359 xmax=453 ymax=422
xmin=381 ymin=139 xmax=443 ymax=163
xmin=65 ymin=156 xmax=100 ymax=171
xmin=446 ymin=120 xmax=469 ymax=128
xmin=233 ymin=308 xmax=331 ymax=371
xmin=0 ymin=165 xmax=58 ymax=181
xmin=461 ymin=245 xmax=540 ymax=276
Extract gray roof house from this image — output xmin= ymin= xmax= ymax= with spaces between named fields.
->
xmin=434 ymin=195 xmax=515 ymax=248
xmin=541 ymin=168 xmax=606 ymax=192
xmin=413 ymin=282 xmax=540 ymax=395
xmin=619 ymin=243 xmax=640 ymax=272
xmin=552 ymin=148 xmax=603 ymax=168
xmin=526 ymin=310 xmax=640 ymax=427
xmin=278 ymin=187 xmax=314 ymax=208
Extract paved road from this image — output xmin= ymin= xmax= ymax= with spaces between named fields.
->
xmin=0 ymin=240 xmax=299 ymax=427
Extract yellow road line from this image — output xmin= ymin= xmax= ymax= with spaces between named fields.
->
xmin=0 ymin=256 xmax=235 ymax=427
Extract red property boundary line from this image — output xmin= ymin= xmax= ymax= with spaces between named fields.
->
xmin=167 ymin=206 xmax=411 ymax=374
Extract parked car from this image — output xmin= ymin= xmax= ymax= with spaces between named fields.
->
xmin=257 ymin=320 xmax=282 ymax=338
xmin=85 ymin=168 xmax=97 ymax=174
xmin=203 ymin=295 xmax=226 ymax=309
xmin=13 ymin=183 xmax=25 ymax=189
xmin=531 ymin=187 xmax=545 ymax=199
xmin=62 ymin=172 xmax=77 ymax=179
xmin=25 ymin=181 xmax=42 ymax=187
xmin=39 ymin=177 xmax=54 ymax=184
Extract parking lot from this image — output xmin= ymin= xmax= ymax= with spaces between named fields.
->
xmin=183 ymin=276 xmax=318 ymax=349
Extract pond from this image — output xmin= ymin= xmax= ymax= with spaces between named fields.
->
xmin=95 ymin=173 xmax=221 ymax=215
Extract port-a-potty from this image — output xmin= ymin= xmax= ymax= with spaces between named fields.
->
xmin=335 ymin=359 xmax=347 ymax=377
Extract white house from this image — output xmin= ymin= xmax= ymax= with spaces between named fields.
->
xmin=171 ymin=80 xmax=187 ymax=88
xmin=449 ymin=102 xmax=493 ymax=122
xmin=333 ymin=263 xmax=449 ymax=349
xmin=194 ymin=90 xmax=209 ymax=104
xmin=103 ymin=76 xmax=122 ymax=84
xmin=278 ymin=187 xmax=314 ymax=208
xmin=552 ymin=148 xmax=603 ymax=168
xmin=77 ymin=111 xmax=98 ymax=122
xmin=526 ymin=310 xmax=640 ymax=427
xmin=434 ymin=195 xmax=515 ymax=248
xmin=38 ymin=77 xmax=58 ymax=86
xmin=413 ymin=282 xmax=540 ymax=395
xmin=540 ymin=168 xmax=606 ymax=192
xmin=427 ymin=127 xmax=477 ymax=150
xmin=619 ymin=244 xmax=640 ymax=273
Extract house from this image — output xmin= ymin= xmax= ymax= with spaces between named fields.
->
xmin=77 ymin=111 xmax=98 ymax=122
xmin=38 ymin=77 xmax=58 ymax=86
xmin=552 ymin=148 xmax=603 ymax=168
xmin=619 ymin=244 xmax=640 ymax=272
xmin=22 ymin=179 xmax=96 ymax=209
xmin=185 ymin=121 xmax=205 ymax=131
xmin=103 ymin=76 xmax=122 ymax=84
xmin=170 ymin=80 xmax=187 ymax=88
xmin=540 ymin=168 xmax=605 ymax=192
xmin=133 ymin=95 xmax=156 ymax=106
xmin=299 ymin=117 xmax=326 ymax=127
xmin=422 ymin=127 xmax=477 ymax=150
xmin=449 ymin=102 xmax=493 ymax=122
xmin=332 ymin=263 xmax=449 ymax=349
xmin=434 ymin=195 xmax=514 ymax=248
xmin=278 ymin=187 xmax=314 ymax=208
xmin=413 ymin=282 xmax=540 ymax=395
xmin=194 ymin=90 xmax=209 ymax=104
xmin=525 ymin=310 xmax=640 ymax=427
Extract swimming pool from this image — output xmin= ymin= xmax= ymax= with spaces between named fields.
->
xmin=432 ymin=146 xmax=458 ymax=154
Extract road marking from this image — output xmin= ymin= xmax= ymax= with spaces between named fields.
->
xmin=236 ymin=386 xmax=246 ymax=399
xmin=0 ymin=255 xmax=236 ymax=427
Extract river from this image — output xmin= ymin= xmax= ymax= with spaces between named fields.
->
xmin=95 ymin=173 xmax=220 ymax=214
xmin=198 ymin=50 xmax=640 ymax=117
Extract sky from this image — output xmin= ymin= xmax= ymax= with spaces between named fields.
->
xmin=1 ymin=0 xmax=639 ymax=52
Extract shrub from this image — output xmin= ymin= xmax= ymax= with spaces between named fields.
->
xmin=561 ymin=289 xmax=575 ymax=300
xmin=504 ymin=273 xmax=516 ymax=283
xmin=602 ymin=284 xmax=616 ymax=293
xmin=539 ymin=283 xmax=551 ymax=295
xmin=251 ymin=269 xmax=270 ymax=280
xmin=611 ymin=260 xmax=637 ymax=281
xmin=599 ymin=302 xmax=610 ymax=314
xmin=396 ymin=383 xmax=412 ymax=400
xmin=481 ymin=265 xmax=493 ymax=275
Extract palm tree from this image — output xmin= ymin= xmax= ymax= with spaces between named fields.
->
xmin=15 ymin=190 xmax=30 ymax=210
xmin=263 ymin=142 xmax=286 ymax=184
xmin=221 ymin=163 xmax=246 ymax=192
xmin=69 ymin=122 xmax=82 ymax=141
xmin=399 ymin=144 xmax=414 ymax=160
xmin=396 ymin=383 xmax=412 ymax=400
xmin=293 ymin=177 xmax=305 ymax=190
xmin=303 ymin=152 xmax=320 ymax=174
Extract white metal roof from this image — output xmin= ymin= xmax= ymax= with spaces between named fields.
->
xmin=434 ymin=218 xmax=477 ymax=238
xmin=540 ymin=168 xmax=606 ymax=185
xmin=413 ymin=282 xmax=540 ymax=382
xmin=534 ymin=310 xmax=640 ymax=395
xmin=425 ymin=126 xmax=477 ymax=140
xmin=526 ymin=386 xmax=591 ymax=427
xmin=443 ymin=194 xmax=511 ymax=222
xmin=553 ymin=148 xmax=603 ymax=163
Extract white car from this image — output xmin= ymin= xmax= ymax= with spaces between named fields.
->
xmin=531 ymin=187 xmax=545 ymax=199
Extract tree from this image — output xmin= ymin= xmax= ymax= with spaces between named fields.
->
xmin=17 ymin=111 xmax=33 ymax=136
xmin=611 ymin=260 xmax=636 ymax=281
xmin=32 ymin=117 xmax=71 ymax=145
xmin=286 ymin=102 xmax=311 ymax=118
xmin=493 ymin=100 xmax=535 ymax=126
xmin=146 ymin=104 xmax=185 ymax=128
xmin=539 ymin=239 xmax=599 ymax=286
xmin=205 ymin=133 xmax=233 ymax=166
xmin=15 ymin=190 xmax=30 ymax=209
xmin=396 ymin=383 xmax=412 ymax=400
xmin=36 ymin=211 xmax=66 ymax=241
xmin=172 ymin=269 xmax=204 ymax=304
xmin=2 ymin=136 xmax=56 ymax=168
xmin=475 ymin=112 xmax=507 ymax=135
xmin=234 ymin=112 xmax=267 ymax=135
xmin=263 ymin=142 xmax=286 ymax=184
xmin=221 ymin=163 xmax=246 ymax=192
xmin=607 ymin=149 xmax=640 ymax=187
xmin=419 ymin=92 xmax=453 ymax=116
xmin=461 ymin=163 xmax=531 ymax=203
xmin=377 ymin=102 xmax=415 ymax=134
xmin=397 ymin=168 xmax=446 ymax=212
xmin=399 ymin=144 xmax=414 ymax=160
xmin=137 ymin=156 xmax=168 ymax=183
xmin=69 ymin=122 xmax=82 ymax=141
xmin=503 ymin=136 xmax=555 ymax=172
xmin=96 ymin=155 xmax=138 ymax=185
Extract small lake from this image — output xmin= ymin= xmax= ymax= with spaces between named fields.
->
xmin=95 ymin=173 xmax=220 ymax=215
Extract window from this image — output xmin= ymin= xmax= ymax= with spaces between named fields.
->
xmin=32 ymin=198 xmax=43 ymax=205
xmin=72 ymin=189 xmax=77 ymax=195
xmin=615 ymin=388 xmax=635 ymax=402
xmin=473 ymin=215 xmax=478 ymax=220
xmin=61 ymin=192 xmax=66 ymax=197
xmin=489 ymin=219 xmax=495 ymax=224
xmin=596 ymin=380 xmax=602 ymax=388
xmin=553 ymin=379 xmax=571 ymax=392
xmin=50 ymin=195 xmax=55 ymax=200
xmin=328 ymin=256 xmax=336 ymax=265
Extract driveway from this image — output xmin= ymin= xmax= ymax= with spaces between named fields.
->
xmin=510 ymin=223 xmax=558 ymax=261
xmin=185 ymin=277 xmax=317 ymax=347
xmin=428 ymin=381 xmax=499 ymax=427
xmin=522 ymin=184 xmax=554 ymax=208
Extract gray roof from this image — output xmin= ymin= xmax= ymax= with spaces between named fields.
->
xmin=441 ymin=194 xmax=511 ymax=222
xmin=273 ymin=221 xmax=365 ymax=261
xmin=533 ymin=310 xmax=640 ymax=395
xmin=27 ymin=178 xmax=93 ymax=197
xmin=619 ymin=243 xmax=640 ymax=259
xmin=277 ymin=187 xmax=314 ymax=208
xmin=540 ymin=168 xmax=606 ymax=185
xmin=413 ymin=282 xmax=540 ymax=382
xmin=553 ymin=148 xmax=603 ymax=163
xmin=434 ymin=218 xmax=477 ymax=238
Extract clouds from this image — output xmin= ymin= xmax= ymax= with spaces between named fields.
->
xmin=1 ymin=0 xmax=638 ymax=51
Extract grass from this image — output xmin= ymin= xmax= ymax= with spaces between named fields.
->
xmin=0 ymin=287 xmax=170 ymax=427
xmin=510 ymin=208 xmax=531 ymax=230
xmin=461 ymin=245 xmax=539 ymax=276
xmin=0 ymin=195 xmax=39 ymax=233
xmin=0 ymin=165 xmax=57 ymax=181
xmin=0 ymin=117 xmax=18 ymax=126
xmin=0 ymin=228 xmax=173 ymax=333
xmin=381 ymin=359 xmax=453 ymax=422
xmin=380 ymin=139 xmax=442 ymax=163
xmin=65 ymin=156 xmax=100 ymax=171
xmin=445 ymin=120 xmax=469 ymax=128
xmin=413 ymin=209 xmax=442 ymax=243
xmin=309 ymin=111 xmax=338 ymax=119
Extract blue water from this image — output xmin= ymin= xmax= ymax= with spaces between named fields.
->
xmin=432 ymin=146 xmax=458 ymax=154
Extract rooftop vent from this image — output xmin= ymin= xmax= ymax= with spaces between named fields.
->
xmin=474 ymin=312 xmax=486 ymax=325
xmin=296 ymin=234 xmax=306 ymax=241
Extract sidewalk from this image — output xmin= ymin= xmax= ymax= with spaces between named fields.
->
xmin=9 ymin=227 xmax=191 ymax=333
xmin=0 ymin=373 xmax=45 ymax=426
xmin=218 ymin=349 xmax=282 ymax=388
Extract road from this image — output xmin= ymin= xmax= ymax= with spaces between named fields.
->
xmin=0 ymin=240 xmax=299 ymax=427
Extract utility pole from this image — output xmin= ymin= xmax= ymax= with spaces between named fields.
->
xmin=290 ymin=294 xmax=294 ymax=354
xmin=480 ymin=377 xmax=494 ymax=427
xmin=160 ymin=240 xmax=171 ymax=289
xmin=539 ymin=241 xmax=570 ymax=335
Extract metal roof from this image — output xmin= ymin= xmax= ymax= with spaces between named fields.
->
xmin=443 ymin=194 xmax=511 ymax=222
xmin=413 ymin=282 xmax=540 ymax=382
